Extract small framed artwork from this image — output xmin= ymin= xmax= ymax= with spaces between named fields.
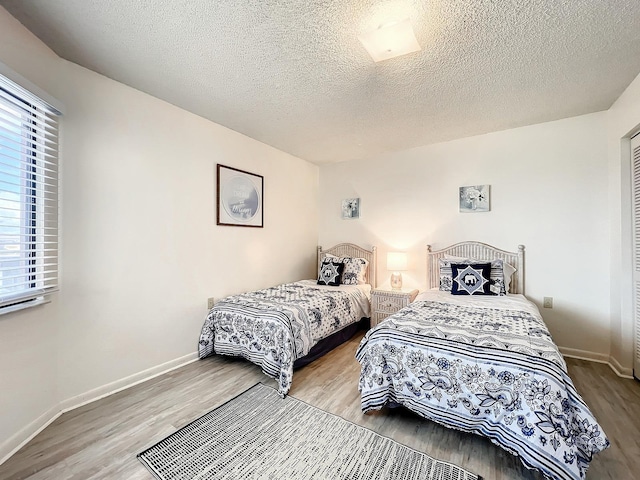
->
xmin=217 ymin=164 xmax=264 ymax=227
xmin=459 ymin=185 xmax=490 ymax=212
xmin=342 ymin=198 xmax=360 ymax=219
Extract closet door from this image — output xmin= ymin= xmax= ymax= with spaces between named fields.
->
xmin=632 ymin=133 xmax=640 ymax=379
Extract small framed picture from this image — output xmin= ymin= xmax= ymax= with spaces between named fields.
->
xmin=217 ymin=164 xmax=264 ymax=227
xmin=459 ymin=185 xmax=490 ymax=212
xmin=342 ymin=198 xmax=360 ymax=219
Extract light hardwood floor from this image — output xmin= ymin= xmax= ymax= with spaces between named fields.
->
xmin=1 ymin=332 xmax=638 ymax=480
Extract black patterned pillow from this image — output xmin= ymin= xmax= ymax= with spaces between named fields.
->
xmin=451 ymin=263 xmax=493 ymax=295
xmin=317 ymin=260 xmax=344 ymax=286
xmin=445 ymin=254 xmax=516 ymax=293
xmin=439 ymin=258 xmax=505 ymax=295
xmin=324 ymin=254 xmax=369 ymax=285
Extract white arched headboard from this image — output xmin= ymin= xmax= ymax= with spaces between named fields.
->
xmin=427 ymin=242 xmax=524 ymax=294
xmin=317 ymin=243 xmax=377 ymax=288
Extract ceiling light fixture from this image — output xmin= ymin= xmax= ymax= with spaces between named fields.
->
xmin=358 ymin=18 xmax=422 ymax=63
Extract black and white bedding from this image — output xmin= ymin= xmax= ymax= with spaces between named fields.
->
xmin=356 ymin=290 xmax=609 ymax=480
xmin=199 ymin=280 xmax=370 ymax=396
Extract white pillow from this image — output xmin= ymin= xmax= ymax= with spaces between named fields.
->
xmin=444 ymin=254 xmax=516 ymax=293
xmin=502 ymin=262 xmax=517 ymax=293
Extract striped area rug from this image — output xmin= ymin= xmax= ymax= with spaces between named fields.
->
xmin=138 ymin=383 xmax=480 ymax=480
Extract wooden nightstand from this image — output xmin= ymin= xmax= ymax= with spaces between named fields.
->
xmin=371 ymin=288 xmax=419 ymax=327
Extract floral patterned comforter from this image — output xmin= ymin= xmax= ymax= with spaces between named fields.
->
xmin=356 ymin=291 xmax=609 ymax=480
xmin=199 ymin=280 xmax=370 ymax=396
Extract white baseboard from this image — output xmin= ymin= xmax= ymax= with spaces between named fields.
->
xmin=559 ymin=347 xmax=634 ymax=379
xmin=608 ymin=355 xmax=634 ymax=379
xmin=0 ymin=405 xmax=62 ymax=466
xmin=59 ymin=352 xmax=198 ymax=413
xmin=0 ymin=352 xmax=199 ymax=466
xmin=559 ymin=346 xmax=610 ymax=364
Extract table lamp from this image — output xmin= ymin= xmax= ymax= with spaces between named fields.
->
xmin=387 ymin=252 xmax=407 ymax=290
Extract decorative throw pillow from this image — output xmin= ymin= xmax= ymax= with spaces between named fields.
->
xmin=341 ymin=257 xmax=369 ymax=285
xmin=450 ymin=263 xmax=493 ymax=295
xmin=438 ymin=258 xmax=454 ymax=291
xmin=439 ymin=258 xmax=505 ymax=295
xmin=323 ymin=254 xmax=369 ymax=285
xmin=502 ymin=261 xmax=517 ymax=293
xmin=444 ymin=254 xmax=516 ymax=294
xmin=317 ymin=260 xmax=344 ymax=286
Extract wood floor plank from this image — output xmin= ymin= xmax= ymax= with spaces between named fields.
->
xmin=0 ymin=332 xmax=638 ymax=480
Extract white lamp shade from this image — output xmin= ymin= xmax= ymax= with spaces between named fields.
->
xmin=358 ymin=18 xmax=422 ymax=63
xmin=387 ymin=252 xmax=408 ymax=271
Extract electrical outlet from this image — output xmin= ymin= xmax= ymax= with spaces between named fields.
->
xmin=543 ymin=297 xmax=553 ymax=309
xmin=207 ymin=297 xmax=215 ymax=309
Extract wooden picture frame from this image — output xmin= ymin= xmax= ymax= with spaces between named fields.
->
xmin=216 ymin=164 xmax=264 ymax=227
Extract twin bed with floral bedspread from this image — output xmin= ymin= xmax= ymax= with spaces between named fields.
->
xmin=356 ymin=242 xmax=609 ymax=480
xmin=198 ymin=243 xmax=376 ymax=396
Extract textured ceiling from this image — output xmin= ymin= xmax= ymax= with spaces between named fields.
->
xmin=2 ymin=0 xmax=640 ymax=164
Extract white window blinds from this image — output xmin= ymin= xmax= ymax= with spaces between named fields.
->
xmin=632 ymin=133 xmax=640 ymax=380
xmin=0 ymin=73 xmax=61 ymax=309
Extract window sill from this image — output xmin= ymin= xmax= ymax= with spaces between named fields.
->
xmin=0 ymin=297 xmax=51 ymax=316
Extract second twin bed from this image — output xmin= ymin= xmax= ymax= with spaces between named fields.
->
xmin=357 ymin=242 xmax=608 ymax=480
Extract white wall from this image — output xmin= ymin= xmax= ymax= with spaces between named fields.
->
xmin=0 ymin=7 xmax=64 ymax=459
xmin=55 ymin=62 xmax=319 ymax=403
xmin=0 ymin=6 xmax=319 ymax=460
xmin=319 ymin=112 xmax=610 ymax=358
xmin=607 ymin=70 xmax=640 ymax=374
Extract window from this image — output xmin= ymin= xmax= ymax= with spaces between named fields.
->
xmin=0 ymin=72 xmax=61 ymax=312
